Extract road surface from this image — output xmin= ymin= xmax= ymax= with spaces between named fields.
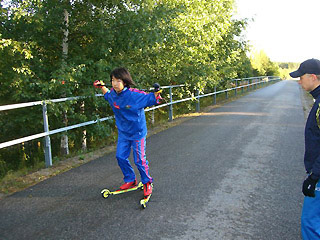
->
xmin=0 ymin=80 xmax=306 ymax=240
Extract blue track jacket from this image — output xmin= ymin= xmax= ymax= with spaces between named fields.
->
xmin=305 ymin=85 xmax=320 ymax=178
xmin=104 ymin=88 xmax=157 ymax=140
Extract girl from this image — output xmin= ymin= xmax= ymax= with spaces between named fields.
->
xmin=93 ymin=67 xmax=161 ymax=197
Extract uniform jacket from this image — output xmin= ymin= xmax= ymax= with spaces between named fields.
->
xmin=104 ymin=87 xmax=157 ymax=140
xmin=305 ymin=85 xmax=320 ymax=178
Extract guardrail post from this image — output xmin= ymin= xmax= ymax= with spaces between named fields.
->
xmin=196 ymin=90 xmax=200 ymax=112
xmin=151 ymin=109 xmax=155 ymax=125
xmin=213 ymin=86 xmax=217 ymax=105
xmin=225 ymin=89 xmax=228 ymax=99
xmin=241 ymin=79 xmax=244 ymax=93
xmin=168 ymin=87 xmax=173 ymax=121
xmin=235 ymin=80 xmax=238 ymax=96
xmin=42 ymin=101 xmax=52 ymax=167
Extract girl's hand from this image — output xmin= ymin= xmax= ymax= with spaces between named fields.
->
xmin=153 ymin=83 xmax=162 ymax=103
xmin=93 ymin=80 xmax=105 ymax=88
xmin=153 ymin=83 xmax=160 ymax=93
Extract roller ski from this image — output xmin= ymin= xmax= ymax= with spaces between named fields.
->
xmin=140 ymin=194 xmax=152 ymax=209
xmin=140 ymin=182 xmax=153 ymax=209
xmin=101 ymin=180 xmax=143 ymax=199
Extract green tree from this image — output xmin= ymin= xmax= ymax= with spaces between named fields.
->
xmin=0 ymin=0 xmax=253 ymax=177
xmin=277 ymin=62 xmax=299 ymax=79
xmin=250 ymin=50 xmax=280 ymax=76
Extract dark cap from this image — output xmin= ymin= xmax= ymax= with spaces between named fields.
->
xmin=290 ymin=59 xmax=320 ymax=78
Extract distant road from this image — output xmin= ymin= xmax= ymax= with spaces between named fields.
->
xmin=0 ymin=80 xmax=305 ymax=240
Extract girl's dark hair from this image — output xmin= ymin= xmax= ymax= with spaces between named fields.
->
xmin=110 ymin=67 xmax=135 ymax=87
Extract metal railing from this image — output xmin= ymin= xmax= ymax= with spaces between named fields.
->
xmin=0 ymin=76 xmax=280 ymax=167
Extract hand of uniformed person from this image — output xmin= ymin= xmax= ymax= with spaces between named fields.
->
xmin=302 ymin=174 xmax=319 ymax=197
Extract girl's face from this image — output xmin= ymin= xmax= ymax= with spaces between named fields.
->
xmin=111 ymin=76 xmax=125 ymax=93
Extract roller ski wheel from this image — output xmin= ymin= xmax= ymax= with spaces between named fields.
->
xmin=101 ymin=182 xmax=143 ymax=199
xmin=140 ymin=194 xmax=151 ymax=209
xmin=101 ymin=189 xmax=111 ymax=199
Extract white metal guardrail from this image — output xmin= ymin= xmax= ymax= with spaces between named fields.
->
xmin=0 ymin=76 xmax=280 ymax=167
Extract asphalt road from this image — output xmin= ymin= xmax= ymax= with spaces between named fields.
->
xmin=0 ymin=80 xmax=306 ymax=240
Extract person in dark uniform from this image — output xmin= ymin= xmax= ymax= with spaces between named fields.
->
xmin=290 ymin=59 xmax=320 ymax=239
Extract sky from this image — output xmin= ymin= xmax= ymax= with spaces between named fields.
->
xmin=234 ymin=0 xmax=320 ymax=63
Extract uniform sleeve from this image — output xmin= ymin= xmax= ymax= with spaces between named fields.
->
xmin=130 ymin=89 xmax=157 ymax=109
xmin=312 ymin=103 xmax=320 ymax=178
xmin=316 ymin=103 xmax=320 ymax=129
xmin=312 ymin=156 xmax=320 ymax=179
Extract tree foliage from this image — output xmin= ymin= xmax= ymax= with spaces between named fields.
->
xmin=250 ymin=50 xmax=280 ymax=77
xmin=277 ymin=62 xmax=299 ymax=79
xmin=0 ymin=0 xmax=262 ymax=177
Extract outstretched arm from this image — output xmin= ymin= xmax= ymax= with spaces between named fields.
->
xmin=101 ymin=86 xmax=109 ymax=95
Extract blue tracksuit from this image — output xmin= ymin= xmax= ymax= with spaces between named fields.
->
xmin=301 ymin=85 xmax=320 ymax=239
xmin=104 ymin=87 xmax=157 ymax=184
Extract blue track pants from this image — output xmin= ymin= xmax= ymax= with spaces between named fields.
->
xmin=301 ymin=185 xmax=320 ymax=239
xmin=116 ymin=137 xmax=153 ymax=184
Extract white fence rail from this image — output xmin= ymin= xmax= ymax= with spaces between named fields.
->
xmin=0 ymin=76 xmax=280 ymax=167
